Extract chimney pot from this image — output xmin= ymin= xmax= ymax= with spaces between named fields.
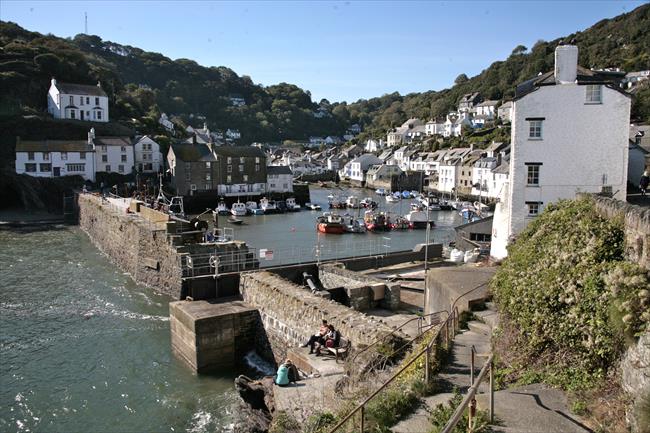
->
xmin=51 ymin=78 xmax=57 ymax=87
xmin=555 ymin=45 xmax=578 ymax=84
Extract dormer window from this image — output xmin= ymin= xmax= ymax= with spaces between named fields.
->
xmin=585 ymin=85 xmax=602 ymax=104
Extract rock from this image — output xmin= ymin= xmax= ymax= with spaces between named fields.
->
xmin=233 ymin=375 xmax=275 ymax=433
xmin=621 ymin=330 xmax=650 ymax=433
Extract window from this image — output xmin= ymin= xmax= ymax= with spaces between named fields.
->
xmin=206 ymin=173 xmax=211 ymax=181
xmin=243 ymin=175 xmax=248 ymax=182
xmin=40 ymin=163 xmax=51 ymax=172
xmin=586 ymin=85 xmax=602 ymax=103
xmin=205 ymin=184 xmax=211 ymax=190
xmin=95 ymin=97 xmax=100 ymax=105
xmin=102 ymin=155 xmax=108 ymax=163
xmin=227 ymin=165 xmax=232 ymax=173
xmin=227 ymin=157 xmax=232 ymax=164
xmin=527 ymin=202 xmax=542 ymax=216
xmin=105 ymin=165 xmax=111 ymax=172
xmin=190 ymin=184 xmax=197 ymax=191
xmin=528 ymin=120 xmax=543 ymax=139
xmin=97 ymin=111 xmax=102 ymax=120
xmin=121 ymin=155 xmax=127 ymax=162
xmin=239 ymin=164 xmax=244 ymax=172
xmin=43 ymin=152 xmax=50 ymax=160
xmin=255 ymin=157 xmax=260 ymax=163
xmin=61 ymin=152 xmax=68 ymax=160
xmin=270 ymin=183 xmax=276 ymax=188
xmin=118 ymin=165 xmax=124 ymax=173
xmin=80 ymin=96 xmax=84 ymax=106
xmin=121 ymin=146 xmax=126 ymax=153
xmin=255 ymin=164 xmax=260 ymax=172
xmin=283 ymin=183 xmax=288 ymax=189
xmin=470 ymin=233 xmax=491 ymax=242
xmin=240 ymin=157 xmax=245 ymax=163
xmin=86 ymin=97 xmax=90 ymax=104
xmin=27 ymin=152 xmax=35 ymax=160
xmin=79 ymin=152 xmax=85 ymax=160
xmin=185 ymin=171 xmax=191 ymax=181
xmin=25 ymin=163 xmax=37 ymax=172
xmin=69 ymin=96 xmax=73 ymax=105
xmin=86 ymin=111 xmax=90 ymax=117
xmin=67 ymin=164 xmax=85 ymax=172
xmin=70 ymin=109 xmax=76 ymax=119
xmin=526 ymin=164 xmax=540 ymax=185
xmin=184 ymin=162 xmax=191 ymax=171
xmin=226 ymin=175 xmax=232 ymax=183
xmin=239 ymin=185 xmax=246 ymax=193
xmin=205 ymin=162 xmax=211 ymax=169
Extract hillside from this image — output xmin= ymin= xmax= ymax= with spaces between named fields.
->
xmin=0 ymin=3 xmax=649 ymax=155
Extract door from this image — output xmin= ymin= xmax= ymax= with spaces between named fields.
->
xmin=53 ymin=167 xmax=61 ymax=177
xmin=80 ymin=111 xmax=85 ymax=120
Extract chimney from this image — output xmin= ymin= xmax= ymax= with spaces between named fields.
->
xmin=97 ymin=81 xmax=101 ymax=88
xmin=554 ymin=45 xmax=578 ymax=84
xmin=51 ymin=77 xmax=57 ymax=87
xmin=88 ymin=127 xmax=95 ymax=144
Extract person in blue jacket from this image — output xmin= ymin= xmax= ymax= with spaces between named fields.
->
xmin=275 ymin=360 xmax=291 ymax=386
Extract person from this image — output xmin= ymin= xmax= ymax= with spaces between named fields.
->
xmin=285 ymin=359 xmax=299 ymax=384
xmin=316 ymin=324 xmax=338 ymax=356
xmin=640 ymin=171 xmax=649 ymax=197
xmin=275 ymin=360 xmax=290 ymax=387
xmin=303 ymin=319 xmax=328 ymax=354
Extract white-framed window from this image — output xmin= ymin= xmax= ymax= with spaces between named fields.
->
xmin=66 ymin=163 xmax=85 ymax=172
xmin=205 ymin=183 xmax=211 ymax=190
xmin=240 ymin=157 xmax=245 ymax=163
xmin=69 ymin=96 xmax=73 ymax=105
xmin=226 ymin=175 xmax=232 ymax=183
xmin=243 ymin=175 xmax=248 ymax=182
xmin=255 ymin=157 xmax=260 ymax=163
xmin=121 ymin=146 xmax=126 ymax=153
xmin=79 ymin=152 xmax=85 ymax=160
xmin=526 ymin=165 xmax=540 ymax=185
xmin=43 ymin=152 xmax=50 ymax=160
xmin=185 ymin=171 xmax=191 ymax=181
xmin=190 ymin=184 xmax=197 ymax=191
xmin=27 ymin=152 xmax=35 ymax=160
xmin=97 ymin=111 xmax=102 ymax=120
xmin=206 ymin=173 xmax=211 ymax=181
xmin=118 ymin=165 xmax=124 ymax=173
xmin=205 ymin=162 xmax=211 ymax=169
xmin=255 ymin=164 xmax=260 ymax=172
xmin=95 ymin=97 xmax=100 ymax=105
xmin=70 ymin=109 xmax=76 ymax=119
xmin=227 ymin=165 xmax=232 ymax=173
xmin=80 ymin=96 xmax=84 ymax=106
xmin=121 ymin=155 xmax=127 ymax=162
xmin=105 ymin=165 xmax=111 ymax=171
xmin=86 ymin=97 xmax=90 ymax=104
xmin=528 ymin=120 xmax=543 ymax=139
xmin=25 ymin=163 xmax=37 ymax=172
xmin=586 ymin=85 xmax=602 ymax=103
xmin=227 ymin=157 xmax=232 ymax=164
xmin=527 ymin=202 xmax=541 ymax=216
xmin=239 ymin=164 xmax=244 ymax=172
xmin=61 ymin=152 xmax=68 ymax=160
xmin=102 ymin=155 xmax=108 ymax=163
xmin=40 ymin=163 xmax=51 ymax=172
xmin=270 ymin=183 xmax=276 ymax=188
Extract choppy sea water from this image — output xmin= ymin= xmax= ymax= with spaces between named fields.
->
xmin=0 ymin=227 xmax=236 ymax=433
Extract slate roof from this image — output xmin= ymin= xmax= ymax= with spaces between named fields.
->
xmin=170 ymin=143 xmax=216 ymax=162
xmin=515 ymin=67 xmax=630 ymax=100
xmin=54 ymin=81 xmax=108 ymax=97
xmin=213 ymin=146 xmax=266 ymax=158
xmin=16 ymin=139 xmax=91 ymax=152
xmin=94 ymin=136 xmax=132 ymax=147
xmin=267 ymin=165 xmax=293 ymax=175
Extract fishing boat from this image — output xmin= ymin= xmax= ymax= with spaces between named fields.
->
xmin=329 ymin=198 xmax=347 ymax=209
xmin=342 ymin=215 xmax=367 ymax=233
xmin=386 ymin=194 xmax=400 ymax=203
xmin=418 ymin=196 xmax=441 ymax=211
xmin=375 ymin=188 xmax=387 ymax=196
xmin=228 ymin=216 xmax=244 ymax=225
xmin=306 ymin=203 xmax=322 ymax=211
xmin=404 ymin=210 xmax=435 ymax=229
xmin=260 ymin=198 xmax=278 ymax=214
xmin=410 ymin=190 xmax=419 ymax=198
xmin=360 ymin=197 xmax=378 ymax=209
xmin=231 ymin=201 xmax=247 ymax=217
xmin=286 ymin=197 xmax=301 ymax=211
xmin=245 ymin=201 xmax=262 ymax=215
xmin=275 ymin=200 xmax=288 ymax=213
xmin=346 ymin=196 xmax=360 ymax=208
xmin=216 ymin=200 xmax=229 ymax=215
xmin=401 ymin=190 xmax=411 ymax=199
xmin=364 ymin=211 xmax=391 ymax=232
xmin=390 ymin=216 xmax=413 ymax=230
xmin=317 ymin=213 xmax=345 ymax=234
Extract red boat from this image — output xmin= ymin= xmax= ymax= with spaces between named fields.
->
xmin=364 ymin=211 xmax=391 ymax=232
xmin=317 ymin=213 xmax=345 ymax=234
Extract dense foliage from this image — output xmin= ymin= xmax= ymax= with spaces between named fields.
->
xmin=1 ymin=3 xmax=649 ymax=152
xmin=491 ymin=197 xmax=650 ymax=390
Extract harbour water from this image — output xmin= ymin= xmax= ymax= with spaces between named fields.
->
xmin=0 ymin=227 xmax=236 ymax=433
xmin=0 ymin=186 xmax=464 ymax=432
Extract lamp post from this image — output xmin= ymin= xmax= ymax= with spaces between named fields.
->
xmin=423 ymin=198 xmax=431 ymax=321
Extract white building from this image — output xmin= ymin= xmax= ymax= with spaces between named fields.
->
xmin=364 ymin=139 xmax=384 ymax=152
xmin=443 ymin=114 xmax=471 ymax=137
xmin=349 ymin=154 xmax=382 ymax=184
xmin=90 ymin=129 xmax=135 ymax=175
xmin=425 ymin=119 xmax=446 ymax=136
xmin=159 ymin=113 xmax=175 ymax=132
xmin=474 ymin=100 xmax=499 ymax=118
xmin=133 ymin=135 xmax=163 ymax=173
xmin=491 ymin=45 xmax=631 ymax=259
xmin=226 ymin=129 xmax=241 ymax=140
xmin=15 ymin=138 xmax=96 ymax=181
xmin=229 ymin=94 xmax=246 ymax=107
xmin=498 ymin=101 xmax=513 ymax=123
xmin=437 ymin=148 xmax=472 ymax=193
xmin=47 ymin=78 xmax=109 ymax=122
xmin=267 ymin=165 xmax=293 ymax=193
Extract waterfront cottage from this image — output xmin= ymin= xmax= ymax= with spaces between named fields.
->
xmin=47 ymin=78 xmax=109 ymax=122
xmin=349 ymin=154 xmax=383 ymax=185
xmin=90 ymin=131 xmax=135 ymax=176
xmin=490 ymin=45 xmax=631 ymax=259
xmin=133 ymin=135 xmax=163 ymax=173
xmin=15 ymin=137 xmax=96 ymax=181
xmin=267 ymin=165 xmax=293 ymax=193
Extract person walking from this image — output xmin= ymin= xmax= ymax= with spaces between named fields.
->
xmin=640 ymin=170 xmax=649 ymax=197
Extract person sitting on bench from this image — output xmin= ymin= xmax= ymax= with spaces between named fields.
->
xmin=316 ymin=324 xmax=339 ymax=356
xmin=303 ymin=319 xmax=328 ymax=354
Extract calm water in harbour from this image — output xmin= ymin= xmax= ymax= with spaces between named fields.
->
xmin=0 ymin=227 xmax=236 ymax=433
xmin=0 ymin=187 xmax=464 ymax=432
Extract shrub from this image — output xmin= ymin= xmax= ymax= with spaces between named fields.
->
xmin=268 ymin=411 xmax=300 ymax=433
xmin=428 ymin=389 xmax=492 ymax=433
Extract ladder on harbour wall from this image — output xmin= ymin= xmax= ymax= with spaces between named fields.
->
xmin=62 ymin=194 xmax=79 ymax=224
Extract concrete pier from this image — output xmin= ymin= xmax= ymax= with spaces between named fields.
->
xmin=170 ymin=299 xmax=260 ymax=373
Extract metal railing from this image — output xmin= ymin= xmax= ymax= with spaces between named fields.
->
xmin=328 ymin=307 xmax=460 ymax=433
xmin=440 ymin=350 xmax=494 ymax=433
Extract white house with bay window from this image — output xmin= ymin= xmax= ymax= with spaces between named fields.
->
xmin=15 ymin=138 xmax=96 ymax=181
xmin=48 ymin=78 xmax=109 ymax=122
xmin=490 ymin=45 xmax=631 ymax=259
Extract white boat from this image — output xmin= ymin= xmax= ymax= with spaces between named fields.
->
xmin=286 ymin=197 xmax=301 ymax=211
xmin=216 ymin=201 xmax=229 ymax=215
xmin=346 ymin=196 xmax=360 ymax=208
xmin=386 ymin=195 xmax=400 ymax=203
xmin=342 ymin=215 xmax=367 ymax=233
xmin=245 ymin=201 xmax=258 ymax=213
xmin=260 ymin=197 xmax=278 ymax=214
xmin=450 ymin=249 xmax=464 ymax=263
xmin=231 ymin=201 xmax=247 ymax=216
xmin=306 ymin=203 xmax=322 ymax=211
xmin=404 ymin=210 xmax=434 ymax=228
xmin=375 ymin=188 xmax=387 ymax=196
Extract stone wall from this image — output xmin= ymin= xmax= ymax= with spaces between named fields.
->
xmin=621 ymin=330 xmax=650 ymax=433
xmin=319 ymin=263 xmax=401 ymax=311
xmin=585 ymin=194 xmax=650 ymax=270
xmin=78 ymin=194 xmax=183 ymax=298
xmin=239 ymin=271 xmax=401 ymax=363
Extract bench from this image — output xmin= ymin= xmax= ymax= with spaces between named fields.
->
xmin=325 ymin=338 xmax=351 ymax=363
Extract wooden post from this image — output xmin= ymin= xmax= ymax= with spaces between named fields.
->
xmin=425 ymin=345 xmax=430 ymax=385
xmin=469 ymin=398 xmax=476 ymax=431
xmin=470 ymin=348 xmax=475 ymax=387
xmin=360 ymin=405 xmax=365 ymax=433
xmin=489 ymin=360 xmax=494 ymax=423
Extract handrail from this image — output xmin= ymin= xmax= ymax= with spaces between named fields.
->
xmin=440 ymin=353 xmax=494 ymax=433
xmin=349 ymin=310 xmax=448 ymax=367
xmin=328 ymin=308 xmax=458 ymax=433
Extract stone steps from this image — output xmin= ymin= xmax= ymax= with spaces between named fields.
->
xmin=467 ymin=320 xmax=492 ymax=336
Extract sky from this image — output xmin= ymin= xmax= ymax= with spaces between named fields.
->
xmin=0 ymin=0 xmax=646 ymax=102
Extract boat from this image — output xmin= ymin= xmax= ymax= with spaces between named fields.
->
xmin=364 ymin=211 xmax=391 ymax=232
xmin=276 ymin=200 xmax=288 ymax=213
xmin=245 ymin=201 xmax=261 ymax=215
xmin=216 ymin=201 xmax=229 ymax=215
xmin=342 ymin=215 xmax=367 ymax=233
xmin=404 ymin=210 xmax=435 ymax=229
xmin=375 ymin=188 xmax=387 ymax=196
xmin=317 ymin=213 xmax=345 ymax=234
xmin=329 ymin=198 xmax=347 ymax=209
xmin=390 ymin=216 xmax=413 ymax=230
xmin=346 ymin=196 xmax=360 ymax=208
xmin=260 ymin=198 xmax=278 ymax=214
xmin=360 ymin=197 xmax=377 ymax=209
xmin=327 ymin=194 xmax=335 ymax=201
xmin=286 ymin=197 xmax=301 ymax=211
xmin=401 ymin=191 xmax=411 ymax=199
xmin=231 ymin=201 xmax=247 ymax=217
xmin=386 ymin=194 xmax=400 ymax=203
xmin=410 ymin=191 xmax=419 ymax=198
xmin=306 ymin=203 xmax=322 ymax=211
xmin=228 ymin=216 xmax=244 ymax=225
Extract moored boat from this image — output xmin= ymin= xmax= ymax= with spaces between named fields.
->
xmin=386 ymin=194 xmax=400 ymax=203
xmin=346 ymin=196 xmax=360 ymax=208
xmin=231 ymin=201 xmax=247 ymax=217
xmin=375 ymin=188 xmax=387 ymax=196
xmin=404 ymin=210 xmax=435 ymax=229
xmin=245 ymin=201 xmax=259 ymax=215
xmin=286 ymin=197 xmax=301 ymax=211
xmin=390 ymin=216 xmax=413 ymax=230
xmin=216 ymin=200 xmax=229 ymax=215
xmin=342 ymin=215 xmax=367 ymax=233
xmin=317 ymin=213 xmax=345 ymax=234
xmin=260 ymin=198 xmax=278 ymax=214
xmin=306 ymin=203 xmax=322 ymax=211
xmin=364 ymin=211 xmax=391 ymax=231
xmin=228 ymin=216 xmax=244 ymax=225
